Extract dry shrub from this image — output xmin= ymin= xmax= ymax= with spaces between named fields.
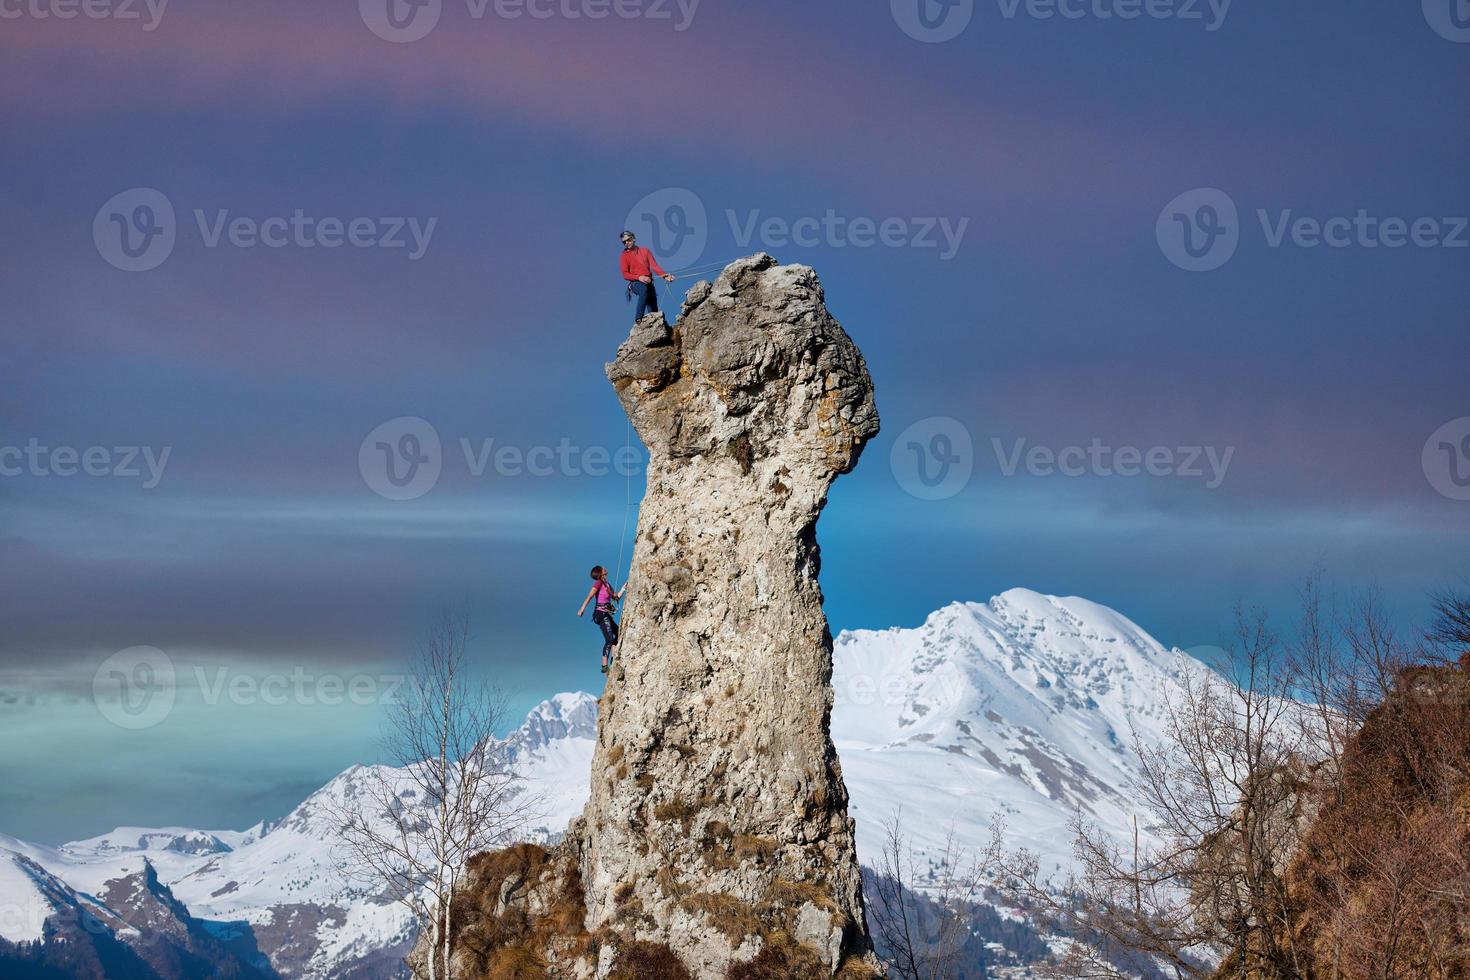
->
xmin=768 ymin=877 xmax=839 ymax=915
xmin=450 ymin=843 xmax=593 ymax=978
xmin=484 ymin=943 xmax=548 ymax=980
xmin=733 ymin=835 xmax=777 ymax=863
xmin=466 ymin=843 xmax=549 ymax=903
xmin=607 ymin=744 xmax=625 ymax=765
xmin=833 ymin=956 xmax=886 ymax=980
xmin=683 ymin=892 xmax=762 ymax=944
xmin=654 ymin=796 xmax=698 ymax=829
xmin=454 ymin=844 xmax=551 ymax=959
xmin=726 ymin=930 xmax=823 ymax=980
xmin=538 ymin=864 xmax=587 ymax=937
xmin=1285 ymin=658 xmax=1470 ymax=980
xmin=653 ymin=863 xmax=682 ymax=898
xmin=607 ymin=941 xmax=694 ymax=980
xmin=701 ymin=821 xmax=738 ymax=870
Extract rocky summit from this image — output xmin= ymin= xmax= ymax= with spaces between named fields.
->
xmin=445 ymin=254 xmax=882 ymax=979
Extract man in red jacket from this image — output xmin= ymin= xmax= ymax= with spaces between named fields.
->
xmin=620 ymin=230 xmax=676 ymax=323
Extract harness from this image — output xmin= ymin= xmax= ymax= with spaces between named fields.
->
xmin=595 ymin=581 xmax=615 ymax=613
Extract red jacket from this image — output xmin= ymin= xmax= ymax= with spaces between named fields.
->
xmin=621 ymin=246 xmax=668 ymax=282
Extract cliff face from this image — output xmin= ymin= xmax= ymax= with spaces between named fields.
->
xmin=584 ymin=253 xmax=880 ymax=976
xmin=442 ymin=255 xmax=881 ymax=980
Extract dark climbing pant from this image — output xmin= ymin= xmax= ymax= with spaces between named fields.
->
xmin=593 ymin=609 xmax=619 ymax=661
xmin=629 ymin=279 xmax=659 ymax=321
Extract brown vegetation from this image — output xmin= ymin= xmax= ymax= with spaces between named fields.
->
xmin=994 ymin=584 xmax=1470 ymax=980
xmin=769 ymin=877 xmax=842 ymax=918
xmin=1283 ymin=652 xmax=1470 ymax=979
xmin=683 ymin=892 xmax=762 ymax=944
xmin=607 ymin=940 xmax=694 ymax=980
xmin=653 ymin=796 xmax=700 ymax=830
xmin=446 ymin=844 xmax=591 ymax=980
xmin=725 ymin=930 xmax=823 ymax=979
xmin=732 ymin=835 xmax=778 ymax=863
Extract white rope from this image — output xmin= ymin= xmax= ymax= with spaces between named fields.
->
xmin=668 ymin=255 xmax=745 ymax=277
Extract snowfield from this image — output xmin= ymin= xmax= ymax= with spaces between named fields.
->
xmin=0 ymin=851 xmax=54 ymax=943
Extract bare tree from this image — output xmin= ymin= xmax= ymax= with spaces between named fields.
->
xmin=1429 ymin=588 xmax=1470 ymax=655
xmin=996 ymin=584 xmax=1466 ymax=980
xmin=330 ymin=609 xmax=534 ymax=980
xmin=997 ymin=604 xmax=1314 ymax=980
xmin=999 ymin=812 xmax=1211 ymax=980
xmin=869 ymin=808 xmax=1002 ymax=980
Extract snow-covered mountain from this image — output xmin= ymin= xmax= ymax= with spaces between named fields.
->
xmin=834 ymin=588 xmax=1208 ymax=874
xmin=0 ymin=847 xmax=277 ymax=978
xmin=0 ymin=590 xmax=1210 ymax=978
xmin=0 ymin=691 xmax=600 ymax=979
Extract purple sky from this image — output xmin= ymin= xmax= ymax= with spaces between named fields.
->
xmin=2 ymin=0 xmax=1468 ymax=842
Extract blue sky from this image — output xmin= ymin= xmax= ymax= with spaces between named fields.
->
xmin=1 ymin=0 xmax=1467 ymax=844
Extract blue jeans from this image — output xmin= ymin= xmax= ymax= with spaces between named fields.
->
xmin=629 ymin=279 xmax=659 ymax=321
xmin=593 ymin=609 xmax=619 ymax=661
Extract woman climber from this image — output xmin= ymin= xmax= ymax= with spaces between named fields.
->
xmin=577 ymin=565 xmax=625 ymax=674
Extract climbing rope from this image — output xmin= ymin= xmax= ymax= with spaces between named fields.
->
xmin=668 ymin=257 xmax=741 ymax=278
xmin=652 ymin=274 xmax=686 ymax=320
xmin=640 ymin=255 xmax=744 ymax=317
xmin=614 ymin=417 xmax=633 ymax=592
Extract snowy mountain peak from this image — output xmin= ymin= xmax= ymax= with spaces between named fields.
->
xmin=62 ymin=827 xmax=240 ymax=859
xmin=836 ymin=589 xmax=1194 ymax=743
xmin=506 ymin=691 xmax=598 ymax=759
xmin=832 ymin=590 xmax=1210 ymax=872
